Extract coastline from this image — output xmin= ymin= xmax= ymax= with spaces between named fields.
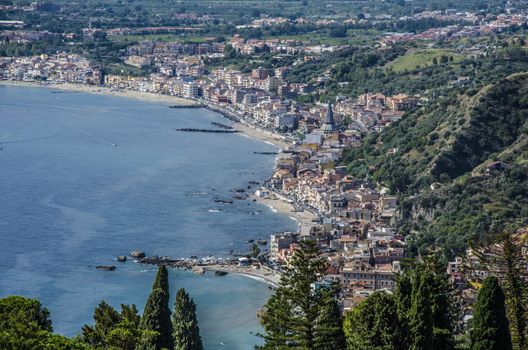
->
xmin=0 ymin=80 xmax=288 ymax=149
xmin=1 ymin=80 xmax=313 ymax=278
xmin=233 ymin=122 xmax=290 ymax=149
xmin=252 ymin=194 xmax=317 ymax=236
xmin=0 ymin=80 xmax=197 ymax=106
xmin=204 ymin=264 xmax=281 ymax=287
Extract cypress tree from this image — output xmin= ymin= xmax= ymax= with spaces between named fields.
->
xmin=472 ymin=231 xmax=527 ymax=349
xmin=409 ymin=271 xmax=434 ymax=350
xmin=137 ymin=266 xmax=173 ymax=350
xmin=470 ymin=276 xmax=512 ymax=350
xmin=172 ymin=288 xmax=203 ymax=350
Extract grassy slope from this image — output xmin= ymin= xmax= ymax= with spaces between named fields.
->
xmin=384 ymin=48 xmax=463 ymax=72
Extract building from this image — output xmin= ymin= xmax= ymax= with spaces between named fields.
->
xmin=251 ymin=67 xmax=269 ymax=80
xmin=270 ymin=232 xmax=298 ymax=261
xmin=266 ymin=76 xmax=281 ymax=92
xmin=275 ymin=113 xmax=299 ymax=130
xmin=387 ymin=94 xmax=418 ymax=111
xmin=341 ymin=262 xmax=397 ymax=291
xmin=321 ymin=103 xmax=337 ymax=134
xmin=182 ymin=82 xmax=199 ymax=98
xmin=244 ymin=94 xmax=258 ymax=105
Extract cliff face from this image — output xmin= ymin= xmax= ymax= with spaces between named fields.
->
xmin=343 ymin=73 xmax=528 ymax=257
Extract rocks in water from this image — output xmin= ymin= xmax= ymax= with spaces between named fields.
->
xmin=130 ymin=250 xmax=145 ymax=259
xmin=192 ymin=266 xmax=205 ymax=275
xmin=246 ymin=239 xmax=254 ymax=243
xmin=117 ymin=256 xmax=127 ymax=262
xmin=96 ymin=265 xmax=116 ymax=271
xmin=257 ymin=239 xmax=268 ymax=245
xmin=215 ymin=270 xmax=228 ymax=276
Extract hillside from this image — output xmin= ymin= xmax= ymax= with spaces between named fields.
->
xmin=343 ymin=73 xmax=528 ymax=257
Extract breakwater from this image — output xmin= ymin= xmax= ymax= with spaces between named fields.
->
xmin=254 ymin=151 xmax=278 ymax=155
xmin=202 ymin=104 xmax=241 ymax=123
xmin=175 ymin=128 xmax=241 ymax=133
xmin=169 ymin=104 xmax=205 ymax=109
xmin=211 ymin=122 xmax=234 ymax=130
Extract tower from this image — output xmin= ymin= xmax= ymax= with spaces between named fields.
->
xmin=321 ymin=102 xmax=336 ymax=134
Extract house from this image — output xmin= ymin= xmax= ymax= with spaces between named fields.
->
xmin=486 ymin=161 xmax=509 ymax=173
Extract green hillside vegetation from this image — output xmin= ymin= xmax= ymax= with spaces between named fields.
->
xmin=289 ymin=44 xmax=528 ymax=102
xmin=343 ymin=73 xmax=528 ymax=257
xmin=384 ymin=48 xmax=463 ymax=72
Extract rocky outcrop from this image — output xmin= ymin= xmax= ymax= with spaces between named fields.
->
xmin=130 ymin=250 xmax=145 ymax=259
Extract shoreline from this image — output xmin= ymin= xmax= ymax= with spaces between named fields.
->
xmin=204 ymin=264 xmax=281 ymax=287
xmin=252 ymin=193 xmax=317 ymax=236
xmin=0 ymin=80 xmax=289 ymax=150
xmin=2 ymin=80 xmax=313 ymax=277
xmin=0 ymin=80 xmax=197 ymax=105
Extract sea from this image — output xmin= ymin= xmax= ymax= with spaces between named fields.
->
xmin=0 ymin=85 xmax=297 ymax=349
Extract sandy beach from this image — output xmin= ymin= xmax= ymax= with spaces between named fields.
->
xmin=234 ymin=122 xmax=291 ymax=149
xmin=204 ymin=264 xmax=281 ymax=286
xmin=0 ymin=80 xmax=197 ymax=106
xmin=252 ymin=193 xmax=317 ymax=236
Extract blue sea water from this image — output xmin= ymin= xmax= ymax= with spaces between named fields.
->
xmin=0 ymin=85 xmax=296 ymax=349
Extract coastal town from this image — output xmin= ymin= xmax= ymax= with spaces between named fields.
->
xmin=2 ymin=1 xmax=528 ymax=343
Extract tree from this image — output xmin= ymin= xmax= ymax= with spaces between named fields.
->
xmin=82 ymin=301 xmax=142 ymax=350
xmin=0 ymin=296 xmax=88 ymax=349
xmin=81 ymin=300 xmax=121 ymax=347
xmin=313 ymin=289 xmax=345 ymax=350
xmin=470 ymin=276 xmax=512 ymax=350
xmin=250 ymin=243 xmax=261 ymax=258
xmin=409 ymin=271 xmax=434 ymax=350
xmin=137 ymin=266 xmax=173 ymax=350
xmin=172 ymin=288 xmax=203 ymax=350
xmin=343 ymin=292 xmax=405 ymax=350
xmin=471 ymin=231 xmax=528 ymax=349
xmin=257 ymin=240 xmax=342 ymax=349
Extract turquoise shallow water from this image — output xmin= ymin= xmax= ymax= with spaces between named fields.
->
xmin=0 ymin=85 xmax=296 ymax=349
